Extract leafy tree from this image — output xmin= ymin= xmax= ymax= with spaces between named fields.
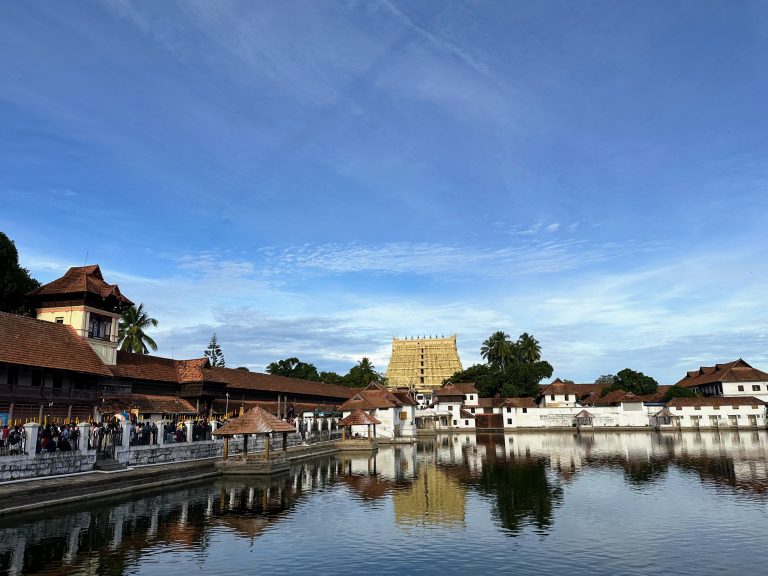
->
xmin=470 ymin=331 xmax=553 ymax=397
xmin=204 ymin=333 xmax=225 ymax=367
xmin=602 ymin=368 xmax=658 ymax=396
xmin=266 ymin=357 xmax=320 ymax=381
xmin=319 ymin=371 xmax=344 ymax=385
xmin=236 ymin=366 xmax=250 ymax=371
xmin=118 ymin=304 xmax=159 ymax=354
xmin=516 ymin=332 xmax=541 ymax=363
xmin=446 ymin=364 xmax=491 ymax=384
xmin=663 ymin=384 xmax=697 ymax=401
xmin=501 ymin=361 xmax=554 ymax=398
xmin=481 ymin=331 xmax=515 ymax=370
xmin=594 ymin=374 xmax=616 ymax=387
xmin=0 ymin=232 xmax=40 ymax=316
xmin=344 ymin=357 xmax=382 ymax=388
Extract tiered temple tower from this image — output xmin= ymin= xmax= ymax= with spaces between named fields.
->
xmin=385 ymin=335 xmax=462 ymax=394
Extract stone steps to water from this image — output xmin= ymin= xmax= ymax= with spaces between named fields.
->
xmin=93 ymin=457 xmax=128 ymax=472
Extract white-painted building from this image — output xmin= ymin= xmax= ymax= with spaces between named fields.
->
xmin=664 ymin=397 xmax=766 ymax=428
xmin=675 ymin=359 xmax=768 ymax=402
xmin=339 ymin=382 xmax=417 ymax=439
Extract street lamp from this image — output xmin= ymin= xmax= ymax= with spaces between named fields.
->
xmin=225 ymin=392 xmax=229 ymax=419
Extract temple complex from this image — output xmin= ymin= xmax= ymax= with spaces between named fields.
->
xmin=385 ymin=335 xmax=462 ymax=395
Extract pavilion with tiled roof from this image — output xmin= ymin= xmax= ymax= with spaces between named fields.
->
xmin=213 ymin=406 xmax=296 ymax=461
xmin=338 ymin=409 xmax=381 ymax=442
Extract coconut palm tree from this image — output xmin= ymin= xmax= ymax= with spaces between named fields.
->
xmin=516 ymin=332 xmax=541 ymax=364
xmin=118 ymin=303 xmax=158 ymax=354
xmin=481 ymin=331 xmax=514 ymax=370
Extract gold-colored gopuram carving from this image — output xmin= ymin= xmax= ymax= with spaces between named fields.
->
xmin=385 ymin=335 xmax=462 ymax=394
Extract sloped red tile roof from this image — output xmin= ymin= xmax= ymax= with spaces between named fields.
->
xmin=459 ymin=409 xmax=475 ymax=419
xmin=339 ymin=389 xmax=404 ymax=411
xmin=100 ymin=394 xmax=197 ymax=414
xmin=204 ymin=367 xmax=354 ymax=400
xmin=476 ymin=398 xmax=506 ymax=408
xmin=211 ymin=399 xmax=339 ymax=415
xmin=501 ymin=397 xmax=537 ymax=408
xmin=339 ymin=409 xmax=381 ymax=426
xmin=176 ymin=358 xmax=209 ymax=382
xmin=541 ymin=380 xmax=606 ymax=397
xmin=592 ymin=390 xmax=643 ymax=405
xmin=637 ymin=386 xmax=671 ymax=403
xmin=28 ymin=265 xmax=133 ymax=307
xmin=389 ymin=389 xmax=417 ymax=406
xmin=666 ymin=396 xmax=766 ymax=408
xmin=112 ymin=351 xmax=180 ymax=382
xmin=213 ymin=406 xmax=296 ymax=435
xmin=435 ymin=381 xmax=478 ymax=396
xmin=676 ymin=359 xmax=768 ymax=388
xmin=0 ymin=311 xmax=112 ymax=376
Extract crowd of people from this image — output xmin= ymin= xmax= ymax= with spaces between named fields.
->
xmin=0 ymin=417 xmax=220 ymax=456
xmin=0 ymin=425 xmax=26 ymax=455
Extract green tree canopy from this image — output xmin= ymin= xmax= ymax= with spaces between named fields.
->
xmin=118 ymin=303 xmax=158 ymax=354
xmin=319 ymin=371 xmax=344 ymax=385
xmin=481 ymin=331 xmax=515 ymax=370
xmin=266 ymin=357 xmax=320 ymax=381
xmin=449 ymin=331 xmax=553 ymax=398
xmin=602 ymin=368 xmax=659 ymax=396
xmin=344 ymin=357 xmax=382 ymax=388
xmin=501 ymin=361 xmax=554 ymax=398
xmin=0 ymin=232 xmax=40 ymax=316
xmin=663 ymin=384 xmax=697 ymax=401
xmin=204 ymin=333 xmax=225 ymax=367
xmin=516 ymin=332 xmax=542 ymax=363
xmin=594 ymin=374 xmax=616 ymax=387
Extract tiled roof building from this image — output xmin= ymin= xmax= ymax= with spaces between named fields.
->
xmin=0 ymin=264 xmax=357 ymax=424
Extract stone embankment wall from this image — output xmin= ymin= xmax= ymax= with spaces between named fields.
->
xmin=0 ymin=430 xmax=331 ymax=480
xmin=0 ymin=451 xmax=96 ymax=481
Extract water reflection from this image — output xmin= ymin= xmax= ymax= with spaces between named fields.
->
xmin=2 ymin=431 xmax=768 ymax=574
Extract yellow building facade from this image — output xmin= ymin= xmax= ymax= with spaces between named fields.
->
xmin=385 ymin=335 xmax=462 ymax=394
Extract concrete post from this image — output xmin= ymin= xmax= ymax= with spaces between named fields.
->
xmin=121 ymin=422 xmax=131 ymax=449
xmin=185 ymin=419 xmax=194 ymax=442
xmin=77 ymin=422 xmax=91 ymax=451
xmin=156 ymin=422 xmax=164 ymax=446
xmin=23 ymin=422 xmax=39 ymax=455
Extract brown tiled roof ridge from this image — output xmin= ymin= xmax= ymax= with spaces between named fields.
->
xmin=0 ymin=311 xmax=112 ymax=376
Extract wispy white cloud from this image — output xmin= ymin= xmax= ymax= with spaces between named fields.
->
xmin=379 ymin=0 xmax=495 ymax=80
xmin=263 ymin=237 xmax=640 ymax=277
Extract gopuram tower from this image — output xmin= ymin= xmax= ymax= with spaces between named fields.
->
xmin=385 ymin=335 xmax=462 ymax=395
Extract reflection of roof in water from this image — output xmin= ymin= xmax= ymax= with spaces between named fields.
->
xmin=340 ymin=473 xmax=392 ymax=500
xmin=215 ymin=515 xmax=277 ymax=539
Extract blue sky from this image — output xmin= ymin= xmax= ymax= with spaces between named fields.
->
xmin=2 ymin=1 xmax=767 ymax=383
